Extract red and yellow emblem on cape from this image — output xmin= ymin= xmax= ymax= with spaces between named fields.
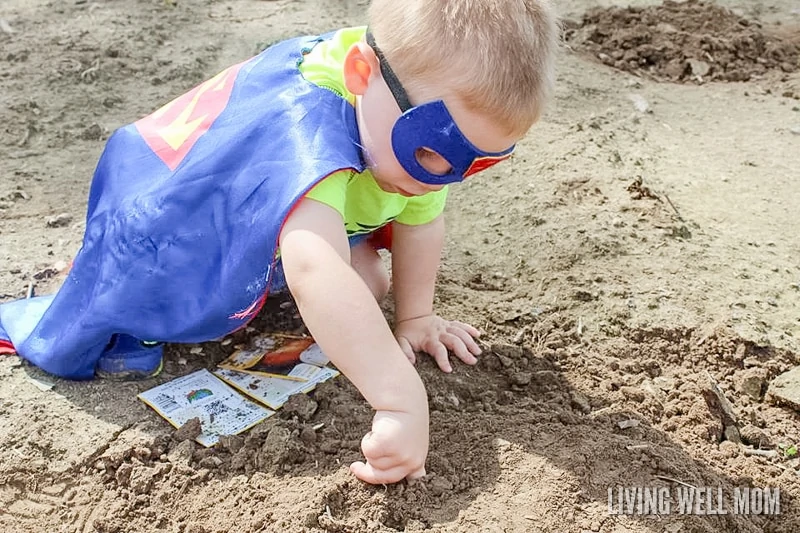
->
xmin=463 ymin=152 xmax=513 ymax=178
xmin=135 ymin=62 xmax=246 ymax=171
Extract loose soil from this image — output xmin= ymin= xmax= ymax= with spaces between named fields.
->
xmin=2 ymin=0 xmax=800 ymax=532
xmin=566 ymin=0 xmax=800 ymax=83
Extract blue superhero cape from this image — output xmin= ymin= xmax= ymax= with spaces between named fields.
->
xmin=0 ymin=33 xmax=364 ymax=379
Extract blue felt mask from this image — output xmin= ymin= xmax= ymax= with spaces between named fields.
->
xmin=367 ymin=32 xmax=515 ymax=186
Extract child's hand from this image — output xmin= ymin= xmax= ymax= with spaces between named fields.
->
xmin=394 ymin=315 xmax=482 ymax=373
xmin=350 ymin=408 xmax=428 ymax=484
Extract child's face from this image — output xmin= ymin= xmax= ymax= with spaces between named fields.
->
xmin=347 ymin=41 xmax=520 ymax=197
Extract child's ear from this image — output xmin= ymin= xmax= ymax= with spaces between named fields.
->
xmin=343 ymin=42 xmax=377 ymax=96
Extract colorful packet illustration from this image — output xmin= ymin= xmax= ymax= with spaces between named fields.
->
xmin=138 ymin=369 xmax=274 ymax=447
xmin=213 ymin=365 xmax=340 ymax=410
xmin=218 ymin=335 xmax=331 ymax=381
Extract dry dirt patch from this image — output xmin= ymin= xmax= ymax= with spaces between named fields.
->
xmin=5 ymin=308 xmax=799 ymax=532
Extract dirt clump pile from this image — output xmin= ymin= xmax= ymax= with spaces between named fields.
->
xmin=46 ymin=326 xmax=800 ymax=532
xmin=565 ymin=0 xmax=800 ymax=83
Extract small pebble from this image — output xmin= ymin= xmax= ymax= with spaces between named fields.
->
xmin=617 ymin=419 xmax=640 ymax=429
xmin=510 ymin=371 xmax=532 ymax=386
xmin=46 ymin=213 xmax=73 ymax=228
xmin=428 ymin=476 xmax=454 ymax=496
xmin=628 ymin=93 xmax=650 ymax=113
xmin=174 ymin=417 xmax=202 ymax=442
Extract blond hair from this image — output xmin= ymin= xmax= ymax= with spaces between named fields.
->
xmin=368 ymin=0 xmax=559 ymax=136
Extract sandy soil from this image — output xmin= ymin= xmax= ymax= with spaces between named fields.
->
xmin=1 ymin=0 xmax=800 ymax=532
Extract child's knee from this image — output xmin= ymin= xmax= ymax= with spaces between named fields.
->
xmin=369 ymin=263 xmax=390 ymax=302
xmin=351 ymin=243 xmax=389 ymax=301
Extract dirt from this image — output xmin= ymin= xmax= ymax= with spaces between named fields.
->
xmin=2 ymin=0 xmax=800 ymax=532
xmin=566 ymin=0 xmax=800 ymax=83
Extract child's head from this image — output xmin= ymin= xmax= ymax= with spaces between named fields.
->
xmin=343 ymin=0 xmax=559 ymax=196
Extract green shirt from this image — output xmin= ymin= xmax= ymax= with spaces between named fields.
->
xmin=299 ymin=27 xmax=448 ymax=237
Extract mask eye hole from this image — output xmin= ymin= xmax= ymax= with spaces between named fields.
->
xmin=414 ymin=147 xmax=453 ymax=177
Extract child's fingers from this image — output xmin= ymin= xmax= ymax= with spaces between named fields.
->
xmin=446 ymin=326 xmax=482 ymax=357
xmin=360 ymin=445 xmax=397 ymax=469
xmin=350 ymin=461 xmax=416 ymax=484
xmin=427 ymin=343 xmax=452 ymax=373
xmin=359 ymin=424 xmax=425 ymax=472
xmin=441 ymin=333 xmax=477 ymax=366
xmin=407 ymin=465 xmax=426 ymax=480
xmin=451 ymin=320 xmax=481 ymax=338
xmin=396 ymin=336 xmax=416 ymax=364
xmin=360 ymin=430 xmax=394 ymax=461
xmin=361 ymin=453 xmax=404 ymax=470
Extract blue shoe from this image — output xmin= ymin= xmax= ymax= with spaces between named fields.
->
xmin=95 ymin=334 xmax=164 ymax=380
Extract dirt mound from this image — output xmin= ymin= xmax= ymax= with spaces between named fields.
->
xmin=565 ymin=0 xmax=800 ymax=83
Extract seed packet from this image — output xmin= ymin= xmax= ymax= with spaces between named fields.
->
xmin=138 ymin=369 xmax=273 ymax=446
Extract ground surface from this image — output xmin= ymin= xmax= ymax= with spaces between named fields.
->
xmin=1 ymin=0 xmax=800 ymax=532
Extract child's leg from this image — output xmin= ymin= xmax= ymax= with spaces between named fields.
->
xmin=350 ymin=239 xmax=390 ymax=302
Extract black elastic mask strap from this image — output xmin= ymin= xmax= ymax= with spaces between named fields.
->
xmin=365 ymin=30 xmax=413 ymax=113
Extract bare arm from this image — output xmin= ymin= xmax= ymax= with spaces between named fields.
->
xmin=279 ymin=198 xmax=428 ymax=482
xmin=391 ymin=215 xmax=445 ymax=323
xmin=391 ymin=215 xmax=482 ymax=372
